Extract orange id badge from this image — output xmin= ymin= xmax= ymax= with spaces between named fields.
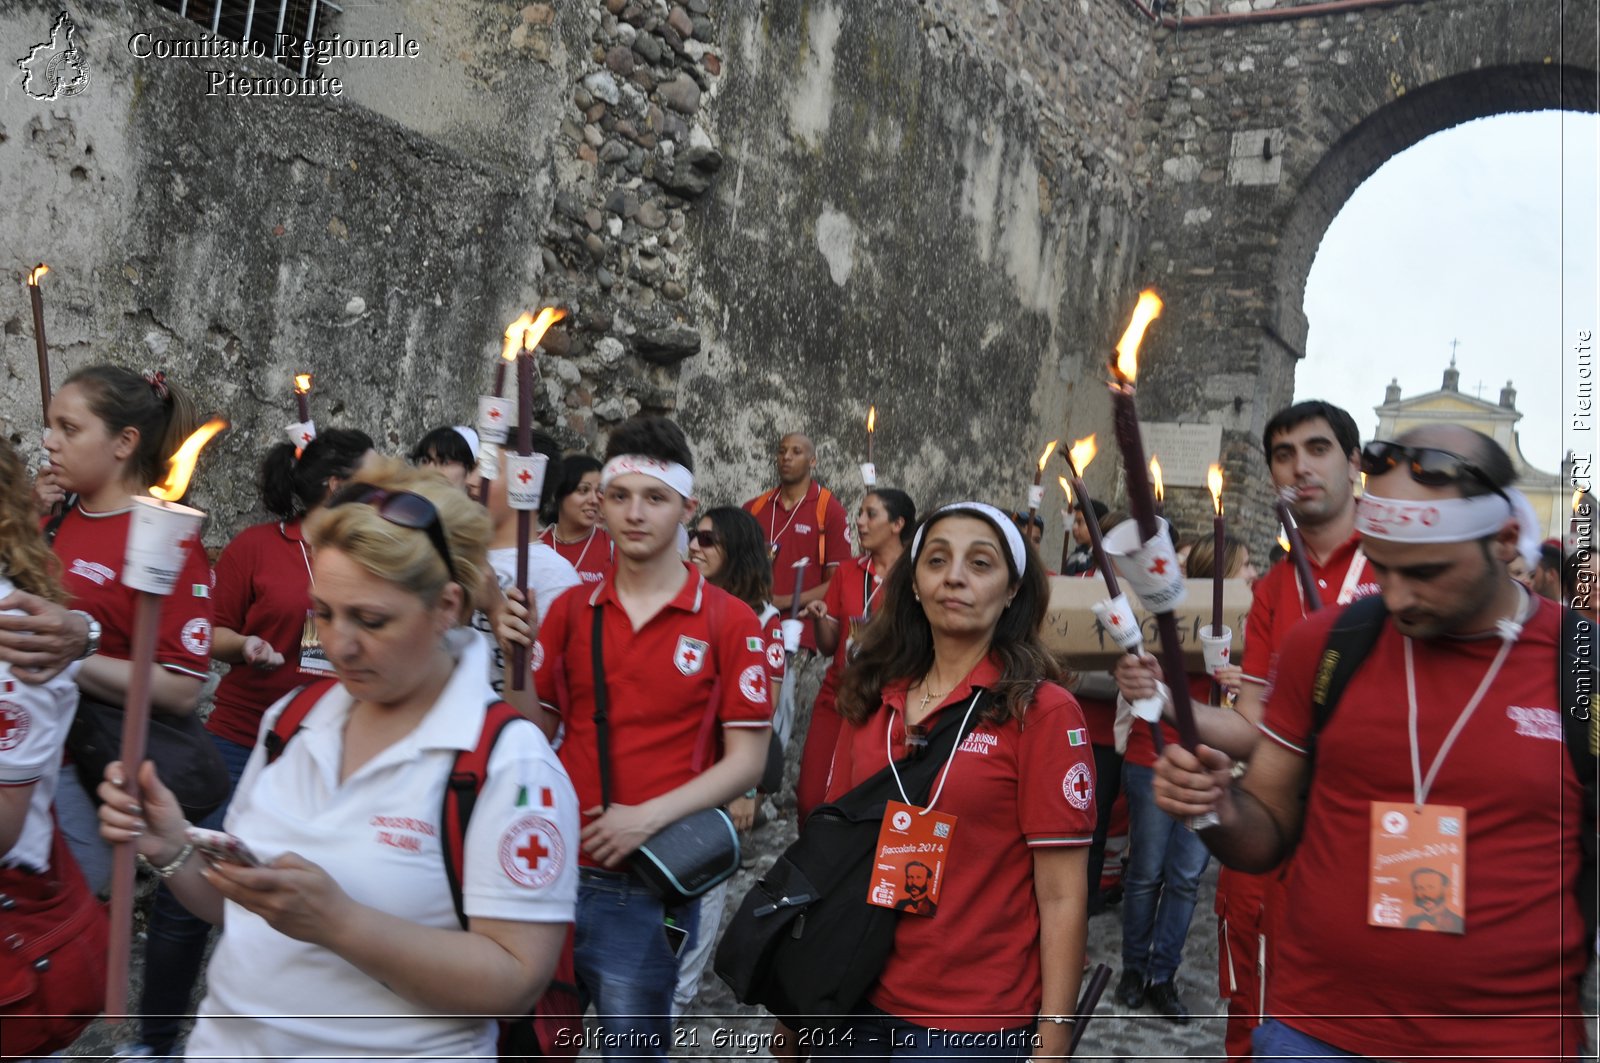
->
xmin=867 ymin=800 xmax=956 ymax=918
xmin=1367 ymin=801 xmax=1466 ymax=934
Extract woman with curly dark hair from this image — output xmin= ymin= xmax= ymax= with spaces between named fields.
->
xmin=821 ymin=501 xmax=1094 ymax=1062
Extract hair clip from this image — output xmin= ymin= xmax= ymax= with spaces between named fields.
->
xmin=144 ymin=370 xmax=170 ymax=400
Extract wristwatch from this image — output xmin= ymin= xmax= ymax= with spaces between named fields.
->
xmin=70 ymin=610 xmax=101 ymax=660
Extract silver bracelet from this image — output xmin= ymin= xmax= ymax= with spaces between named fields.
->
xmin=137 ymin=842 xmax=196 ymax=879
xmin=1038 ymin=1015 xmax=1076 ymax=1025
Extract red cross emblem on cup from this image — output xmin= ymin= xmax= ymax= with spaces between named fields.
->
xmin=517 ymin=469 xmax=532 ymax=485
xmin=488 ymin=408 xmax=503 ymax=420
xmin=1148 ymin=557 xmax=1169 ymax=576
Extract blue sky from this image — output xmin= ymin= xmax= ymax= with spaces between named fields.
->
xmin=1296 ymin=110 xmax=1599 ymax=478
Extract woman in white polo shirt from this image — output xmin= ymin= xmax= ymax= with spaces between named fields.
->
xmin=97 ymin=460 xmax=578 ymax=1061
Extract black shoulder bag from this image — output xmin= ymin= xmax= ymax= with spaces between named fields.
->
xmin=714 ymin=690 xmax=989 ymax=1022
xmin=591 ymin=606 xmax=740 ymax=906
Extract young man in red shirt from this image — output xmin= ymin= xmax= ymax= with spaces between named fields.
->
xmin=742 ymin=432 xmax=851 ymax=652
xmin=1156 ymin=425 xmax=1590 ymax=1061
xmin=525 ymin=416 xmax=770 ymax=1058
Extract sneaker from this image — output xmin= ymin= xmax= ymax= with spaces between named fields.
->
xmin=1145 ymin=980 xmax=1190 ymax=1025
xmin=1114 ymin=968 xmax=1145 ymax=1009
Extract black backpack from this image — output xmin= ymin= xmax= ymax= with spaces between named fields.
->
xmin=714 ymin=693 xmax=988 ymax=1021
xmin=1306 ymin=595 xmax=1598 ymax=943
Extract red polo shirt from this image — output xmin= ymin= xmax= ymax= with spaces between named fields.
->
xmin=207 ymin=520 xmax=315 ymax=748
xmin=1258 ymin=597 xmax=1585 ymax=1061
xmin=531 ymin=566 xmax=771 ymax=866
xmin=743 ymin=481 xmax=851 ymax=651
xmin=1241 ymin=531 xmax=1378 ymax=687
xmin=537 ymin=526 xmax=614 ymax=586
xmin=825 ymin=658 xmax=1096 ymax=1030
xmin=52 ymin=504 xmax=213 ymax=682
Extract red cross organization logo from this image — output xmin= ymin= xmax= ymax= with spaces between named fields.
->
xmin=488 ymin=407 xmax=503 ymax=421
xmin=517 ymin=468 xmax=533 ymax=484
xmin=181 ymin=617 xmax=213 ymax=656
xmin=1148 ymin=557 xmax=1169 ymax=576
xmin=1063 ymin=763 xmax=1093 ymax=810
xmin=738 ymin=664 xmax=769 ymax=704
xmin=499 ymin=814 xmax=565 ymax=889
xmin=765 ymin=640 xmax=784 ymax=671
xmin=0 ymin=701 xmax=29 ymax=751
xmin=674 ymin=635 xmax=709 ymax=676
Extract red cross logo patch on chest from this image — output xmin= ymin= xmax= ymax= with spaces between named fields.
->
xmin=673 ymin=635 xmax=709 ymax=676
xmin=499 ymin=813 xmax=564 ymax=889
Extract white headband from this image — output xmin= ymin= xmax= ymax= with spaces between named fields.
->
xmin=1356 ymin=491 xmax=1515 ymax=543
xmin=600 ymin=454 xmax=695 ymax=499
xmin=911 ymin=502 xmax=1028 ymax=576
xmin=452 ymin=425 xmax=480 ymax=460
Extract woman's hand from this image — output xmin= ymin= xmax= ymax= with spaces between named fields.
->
xmin=580 ymin=802 xmax=663 ymax=867
xmin=496 ymin=588 xmax=533 ymax=655
xmin=728 ymin=794 xmax=758 ymax=832
xmin=32 ymin=464 xmax=64 ymax=516
xmin=1113 ymin=651 xmax=1163 ymax=702
xmin=1211 ymin=664 xmax=1243 ymax=696
xmin=202 ymin=852 xmax=355 ymax=947
xmin=242 ymin=635 xmax=285 ymax=671
xmin=800 ymin=600 xmax=830 ymax=623
xmin=97 ymin=759 xmax=189 ymax=863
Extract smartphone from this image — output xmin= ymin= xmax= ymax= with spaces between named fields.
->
xmin=662 ymin=918 xmax=689 ymax=956
xmin=185 ymin=826 xmax=263 ymax=868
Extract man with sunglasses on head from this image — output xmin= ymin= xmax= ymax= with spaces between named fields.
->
xmin=509 ymin=416 xmax=771 ymax=1059
xmin=1155 ymin=425 xmax=1592 ymax=1061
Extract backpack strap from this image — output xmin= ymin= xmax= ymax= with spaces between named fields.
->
xmin=748 ymin=488 xmax=779 ymax=518
xmin=1305 ymin=595 xmax=1390 ymax=760
xmin=262 ymin=679 xmax=340 ymax=765
xmin=815 ymin=487 xmax=833 ymax=567
xmin=439 ymin=700 xmax=526 ymax=930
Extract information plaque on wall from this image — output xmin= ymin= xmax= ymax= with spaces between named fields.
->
xmin=1138 ymin=422 xmax=1223 ymax=487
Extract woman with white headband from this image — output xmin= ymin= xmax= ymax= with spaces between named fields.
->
xmin=814 ymin=501 xmax=1095 ymax=1062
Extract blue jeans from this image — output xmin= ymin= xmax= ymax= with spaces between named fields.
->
xmin=1252 ymin=1019 xmax=1375 ymax=1060
xmin=574 ymin=867 xmax=700 ymax=1060
xmin=816 ymin=1005 xmax=1035 ymax=1063
xmin=55 ymin=764 xmax=111 ymax=895
xmin=138 ymin=732 xmax=253 ymax=1053
xmin=1120 ymin=762 xmax=1211 ymax=983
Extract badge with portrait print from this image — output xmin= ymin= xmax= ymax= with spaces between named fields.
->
xmin=1367 ymin=801 xmax=1466 ymax=934
xmin=298 ymin=609 xmax=336 ymax=677
xmin=867 ymin=800 xmax=956 ymax=918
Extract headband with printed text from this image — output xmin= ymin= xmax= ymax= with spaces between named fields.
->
xmin=911 ymin=501 xmax=1028 ymax=577
xmin=600 ymin=454 xmax=695 ymax=499
xmin=1356 ymin=491 xmax=1515 ymax=543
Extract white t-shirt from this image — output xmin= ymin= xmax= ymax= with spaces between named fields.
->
xmin=471 ymin=542 xmax=581 ymax=695
xmin=0 ymin=574 xmax=81 ymax=873
xmin=185 ymin=630 xmax=579 ymax=1062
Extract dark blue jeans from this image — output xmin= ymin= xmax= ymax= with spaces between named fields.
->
xmin=137 ymin=732 xmax=252 ymax=1053
xmin=1120 ymin=762 xmax=1211 ymax=984
xmin=1252 ymin=1019 xmax=1378 ymax=1060
xmin=815 ymin=1006 xmax=1035 ymax=1063
xmin=573 ymin=867 xmax=700 ymax=1060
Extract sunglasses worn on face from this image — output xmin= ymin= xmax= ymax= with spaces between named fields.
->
xmin=328 ymin=483 xmax=457 ymax=580
xmin=1359 ymin=441 xmax=1509 ymax=502
xmin=689 ymin=529 xmax=721 ymax=549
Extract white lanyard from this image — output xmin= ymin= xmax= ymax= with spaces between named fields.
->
xmin=767 ymin=489 xmax=804 ymax=546
xmin=885 ymin=690 xmax=981 ymax=815
xmin=1293 ymin=547 xmax=1368 ymax=618
xmin=288 ymin=523 xmax=314 ymax=587
xmin=863 ymin=562 xmax=883 ymax=616
xmin=545 ymin=525 xmax=596 ymax=572
xmin=1402 ymin=586 xmax=1527 ymax=809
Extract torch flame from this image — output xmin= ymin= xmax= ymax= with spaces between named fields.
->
xmin=1277 ymin=531 xmax=1291 ymax=553
xmin=150 ymin=418 xmax=229 ymax=501
xmin=1207 ymin=463 xmax=1224 ymax=515
xmin=1037 ymin=439 xmax=1058 ymax=471
xmin=1067 ymin=434 xmax=1097 ymax=475
xmin=1058 ymin=475 xmax=1073 ymax=506
xmin=293 ymin=373 xmax=313 ymax=395
xmin=1150 ymin=455 xmax=1165 ymax=502
xmin=26 ymin=264 xmax=48 ymax=287
xmin=502 ymin=306 xmax=567 ymax=361
xmin=867 ymin=405 xmax=877 ymax=433
xmin=1112 ymin=289 xmax=1164 ymax=383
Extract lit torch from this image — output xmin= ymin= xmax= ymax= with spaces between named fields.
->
xmin=1207 ymin=464 xmax=1226 ymax=637
xmin=107 ymin=418 xmax=229 ymax=1018
xmin=26 ymin=264 xmax=51 ymax=419
xmin=1102 ymin=289 xmax=1202 ymax=753
xmin=507 ymin=307 xmax=566 ymax=688
xmin=862 ymin=405 xmax=877 ymax=486
xmin=1058 ymin=476 xmax=1074 ymax=573
xmin=1060 ymin=435 xmax=1120 ymax=592
xmin=1149 ymin=455 xmax=1165 ymax=516
xmin=1028 ymin=439 xmax=1058 ymax=522
xmin=287 ymin=374 xmax=316 ymax=455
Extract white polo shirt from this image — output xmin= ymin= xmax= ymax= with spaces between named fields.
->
xmin=185 ymin=630 xmax=578 ymax=1062
xmin=471 ymin=542 xmax=582 ymax=696
xmin=0 ymin=575 xmax=80 ymax=873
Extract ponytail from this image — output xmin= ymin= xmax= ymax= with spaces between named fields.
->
xmin=259 ymin=428 xmax=375 ymax=520
xmin=64 ymin=365 xmax=203 ymax=494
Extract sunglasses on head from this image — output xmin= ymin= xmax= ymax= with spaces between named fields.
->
xmin=688 ymin=528 xmax=721 ymax=549
xmin=1359 ymin=441 xmax=1509 ymax=502
xmin=327 ymin=483 xmax=457 ymax=581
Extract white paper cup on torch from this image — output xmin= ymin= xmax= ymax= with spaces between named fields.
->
xmin=1027 ymin=484 xmax=1045 ymax=510
xmin=860 ymin=462 xmax=877 ymax=487
xmin=125 ymin=497 xmax=205 ymax=595
xmin=284 ymin=420 xmax=316 ymax=450
xmin=1200 ymin=625 xmax=1234 ymax=677
xmin=1090 ymin=593 xmax=1145 ymax=653
xmin=780 ymin=618 xmax=804 ymax=653
xmin=1103 ymin=517 xmax=1187 ymax=613
xmin=476 ymin=441 xmax=500 ymax=484
xmin=505 ymin=453 xmax=549 ymax=512
xmin=476 ymin=396 xmax=514 ymax=445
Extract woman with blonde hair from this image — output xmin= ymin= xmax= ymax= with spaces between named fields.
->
xmin=99 ymin=460 xmax=578 ymax=1060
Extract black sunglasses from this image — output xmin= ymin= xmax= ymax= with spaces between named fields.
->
xmin=1359 ymin=441 xmax=1510 ymax=502
xmin=688 ymin=528 xmax=721 ymax=549
xmin=328 ymin=483 xmax=457 ymax=581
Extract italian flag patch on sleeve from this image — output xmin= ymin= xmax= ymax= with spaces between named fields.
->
xmin=1067 ymin=728 xmax=1087 ymax=747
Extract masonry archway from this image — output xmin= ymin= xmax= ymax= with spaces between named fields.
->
xmin=1132 ymin=0 xmax=1598 ymax=537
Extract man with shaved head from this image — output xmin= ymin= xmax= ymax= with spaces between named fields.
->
xmin=1154 ymin=424 xmax=1593 ymax=1060
xmin=743 ymin=432 xmax=850 ymax=653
